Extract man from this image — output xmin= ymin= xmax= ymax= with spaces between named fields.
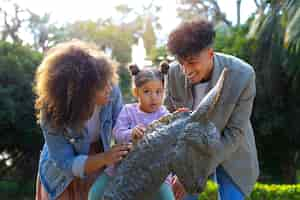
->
xmin=165 ymin=19 xmax=259 ymax=200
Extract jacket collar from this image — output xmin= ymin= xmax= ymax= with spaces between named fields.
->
xmin=206 ymin=54 xmax=224 ymax=93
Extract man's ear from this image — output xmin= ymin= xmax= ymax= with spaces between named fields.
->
xmin=208 ymin=48 xmax=214 ymax=59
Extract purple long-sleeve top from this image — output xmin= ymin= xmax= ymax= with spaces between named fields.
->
xmin=113 ymin=103 xmax=169 ymax=143
xmin=105 ymin=103 xmax=173 ymax=184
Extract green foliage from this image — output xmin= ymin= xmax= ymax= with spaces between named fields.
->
xmin=0 ymin=41 xmax=43 ymax=180
xmin=150 ymin=46 xmax=168 ymax=65
xmin=118 ymin=65 xmax=134 ymax=103
xmin=0 ymin=180 xmax=34 ymax=200
xmin=197 ymin=181 xmax=300 ymax=200
xmin=214 ymin=13 xmax=300 ymax=183
xmin=284 ymin=0 xmax=300 ymax=54
xmin=198 ymin=181 xmax=218 ymax=200
xmin=28 ymin=12 xmax=66 ymax=52
xmin=176 ymin=0 xmax=232 ymax=26
xmin=249 ymin=183 xmax=300 ymax=200
xmin=246 ymin=0 xmax=300 ymax=183
xmin=66 ymin=20 xmax=135 ymax=63
xmin=214 ymin=25 xmax=254 ymax=63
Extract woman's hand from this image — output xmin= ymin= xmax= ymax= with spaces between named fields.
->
xmin=103 ymin=143 xmax=132 ymax=165
xmin=84 ymin=143 xmax=132 ymax=175
xmin=131 ymin=124 xmax=146 ymax=143
xmin=172 ymin=176 xmax=187 ymax=200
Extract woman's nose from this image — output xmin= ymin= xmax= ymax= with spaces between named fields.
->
xmin=106 ymin=82 xmax=112 ymax=93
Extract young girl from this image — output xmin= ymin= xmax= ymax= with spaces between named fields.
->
xmin=88 ymin=62 xmax=175 ymax=200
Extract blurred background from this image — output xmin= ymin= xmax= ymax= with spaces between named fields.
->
xmin=0 ymin=0 xmax=300 ymax=199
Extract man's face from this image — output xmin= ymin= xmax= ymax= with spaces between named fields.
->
xmin=178 ymin=48 xmax=214 ymax=84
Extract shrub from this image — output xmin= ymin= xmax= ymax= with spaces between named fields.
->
xmin=198 ymin=181 xmax=300 ymax=200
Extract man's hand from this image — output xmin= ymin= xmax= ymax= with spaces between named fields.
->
xmin=172 ymin=176 xmax=187 ymax=200
xmin=175 ymin=107 xmax=190 ymax=113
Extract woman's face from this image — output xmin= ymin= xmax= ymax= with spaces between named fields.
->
xmin=95 ymin=82 xmax=113 ymax=106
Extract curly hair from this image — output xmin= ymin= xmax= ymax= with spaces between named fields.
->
xmin=167 ymin=19 xmax=215 ymax=59
xmin=34 ymin=40 xmax=118 ymax=131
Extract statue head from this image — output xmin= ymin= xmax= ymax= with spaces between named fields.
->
xmin=172 ymin=68 xmax=227 ymax=193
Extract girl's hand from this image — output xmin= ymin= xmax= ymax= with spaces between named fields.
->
xmin=172 ymin=176 xmax=187 ymax=200
xmin=175 ymin=107 xmax=190 ymax=113
xmin=131 ymin=124 xmax=146 ymax=142
xmin=102 ymin=144 xmax=131 ymax=165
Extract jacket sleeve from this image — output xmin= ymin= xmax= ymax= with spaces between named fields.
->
xmin=42 ymin=127 xmax=80 ymax=178
xmin=164 ymin=66 xmax=177 ymax=113
xmin=214 ymin=70 xmax=256 ymax=163
xmin=113 ymin=106 xmax=133 ymax=144
xmin=111 ymin=86 xmax=123 ymax=128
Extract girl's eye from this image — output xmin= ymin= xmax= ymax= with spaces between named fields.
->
xmin=144 ymin=90 xmax=150 ymax=94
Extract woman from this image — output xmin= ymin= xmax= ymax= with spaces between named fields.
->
xmin=34 ymin=40 xmax=131 ymax=200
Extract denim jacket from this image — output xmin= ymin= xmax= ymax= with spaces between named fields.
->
xmin=37 ymin=86 xmax=123 ymax=200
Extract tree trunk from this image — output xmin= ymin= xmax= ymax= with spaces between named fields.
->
xmin=236 ymin=0 xmax=242 ymax=26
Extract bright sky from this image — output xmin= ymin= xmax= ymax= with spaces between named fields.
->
xmin=2 ymin=0 xmax=257 ymax=64
xmin=13 ymin=0 xmax=257 ymax=35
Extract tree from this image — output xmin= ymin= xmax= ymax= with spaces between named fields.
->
xmin=0 ymin=1 xmax=65 ymax=52
xmin=236 ymin=0 xmax=242 ymax=26
xmin=27 ymin=12 xmax=65 ymax=52
xmin=115 ymin=4 xmax=133 ymax=22
xmin=142 ymin=17 xmax=156 ymax=55
xmin=253 ymin=0 xmax=268 ymax=16
xmin=176 ymin=0 xmax=232 ymax=26
xmin=0 ymin=2 xmax=26 ymax=43
xmin=113 ymin=1 xmax=162 ymax=56
xmin=248 ymin=0 xmax=300 ymax=183
xmin=65 ymin=20 xmax=135 ymax=64
xmin=0 ymin=41 xmax=43 ymax=181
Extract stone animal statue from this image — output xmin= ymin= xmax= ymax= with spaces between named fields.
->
xmin=102 ymin=68 xmax=228 ymax=200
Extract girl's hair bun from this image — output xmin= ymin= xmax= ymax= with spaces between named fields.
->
xmin=129 ymin=64 xmax=140 ymax=76
xmin=160 ymin=61 xmax=169 ymax=75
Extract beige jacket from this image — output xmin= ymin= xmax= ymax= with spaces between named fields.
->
xmin=164 ymin=52 xmax=259 ymax=196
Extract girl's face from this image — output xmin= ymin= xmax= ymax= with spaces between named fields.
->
xmin=95 ymin=82 xmax=112 ymax=106
xmin=135 ymin=80 xmax=164 ymax=113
